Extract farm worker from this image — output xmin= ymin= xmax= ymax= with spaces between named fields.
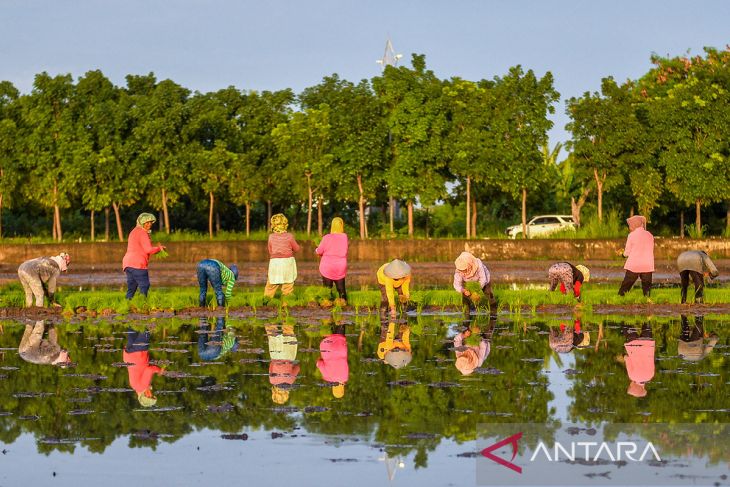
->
xmin=196 ymin=259 xmax=239 ymax=307
xmin=678 ymin=315 xmax=718 ymax=362
xmin=18 ymin=320 xmax=72 ymax=367
xmin=377 ymin=322 xmax=412 ymax=369
xmin=377 ymin=259 xmax=412 ymax=319
xmin=316 ymin=323 xmax=348 ymax=399
xmin=17 ymin=252 xmax=71 ymax=307
xmin=548 ymin=319 xmax=589 ymax=354
xmin=453 ymin=251 xmax=497 ymax=311
xmin=123 ymin=327 xmax=165 ymax=407
xmin=315 ymin=217 xmax=349 ymax=305
xmin=266 ymin=322 xmax=300 ymax=404
xmin=264 ymin=213 xmax=301 ymax=302
xmin=547 ymin=262 xmax=590 ymax=302
xmin=122 ymin=213 xmax=165 ymax=299
xmin=198 ymin=317 xmax=239 ymax=361
xmin=618 ymin=215 xmax=654 ymax=299
xmin=677 ymin=250 xmax=719 ymax=304
xmin=620 ymin=323 xmax=655 ymax=398
xmin=453 ymin=316 xmax=495 ymax=375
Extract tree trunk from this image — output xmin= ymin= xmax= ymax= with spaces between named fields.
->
xmin=425 ymin=207 xmax=429 ymax=238
xmin=389 ymin=197 xmax=395 ymax=234
xmin=465 ymin=176 xmax=471 ymax=239
xmin=161 ymin=188 xmax=170 ymax=234
xmin=52 ymin=213 xmax=57 ymax=241
xmin=695 ymin=199 xmax=702 ymax=236
xmin=90 ymin=209 xmax=95 ymax=242
xmin=216 ymin=211 xmax=221 ymax=234
xmin=317 ymin=196 xmax=323 ymax=236
xmin=112 ymin=202 xmax=124 ymax=242
xmin=521 ymin=187 xmax=527 ymax=239
xmin=54 ymin=204 xmax=62 ymax=242
xmin=208 ymin=191 xmax=215 ymax=240
xmin=267 ymin=200 xmax=272 ymax=231
xmin=105 ymin=207 xmax=110 ymax=241
xmin=726 ymin=204 xmax=730 ymax=235
xmin=0 ymin=193 xmax=3 ymax=240
xmin=407 ymin=201 xmax=414 ymax=237
xmin=471 ymin=199 xmax=477 ymax=238
xmin=680 ymin=210 xmax=685 ymax=238
xmin=245 ymin=202 xmax=250 ymax=237
xmin=570 ymin=186 xmax=591 ymax=227
xmin=306 ymin=173 xmax=313 ymax=236
xmin=593 ymin=168 xmax=605 ymax=223
xmin=357 ymin=174 xmax=366 ymax=239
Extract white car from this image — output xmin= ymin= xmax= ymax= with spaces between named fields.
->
xmin=505 ymin=215 xmax=577 ymax=239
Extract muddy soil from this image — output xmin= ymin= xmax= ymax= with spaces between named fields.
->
xmin=1 ymin=259 xmax=728 ymax=288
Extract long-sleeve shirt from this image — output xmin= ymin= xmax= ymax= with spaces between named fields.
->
xmin=122 ymin=226 xmax=162 ymax=270
xmin=316 ymin=334 xmax=349 ymax=384
xmin=18 ymin=322 xmax=61 ymax=364
xmin=269 ymin=361 xmax=301 ymax=386
xmin=268 ymin=232 xmax=300 ymax=259
xmin=377 ymin=264 xmax=411 ymax=307
xmin=123 ymin=350 xmax=163 ymax=394
xmin=377 ymin=322 xmax=412 ymax=359
xmin=17 ymin=257 xmax=62 ymax=294
xmin=211 ymin=259 xmax=236 ymax=301
xmin=453 ymin=332 xmax=490 ymax=369
xmin=316 ymin=233 xmax=349 ymax=280
xmin=624 ymin=339 xmax=655 ymax=384
xmin=453 ymin=260 xmax=490 ymax=292
xmin=624 ymin=228 xmax=655 ymax=273
xmin=677 ymin=250 xmax=719 ymax=278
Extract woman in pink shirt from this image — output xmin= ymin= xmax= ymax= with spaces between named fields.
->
xmin=315 ymin=217 xmax=349 ymax=304
xmin=122 ymin=213 xmax=165 ymax=299
xmin=316 ymin=323 xmax=348 ymax=399
xmin=618 ymin=215 xmax=654 ymax=299
xmin=621 ymin=323 xmax=655 ymax=398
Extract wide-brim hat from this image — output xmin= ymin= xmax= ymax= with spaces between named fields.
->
xmin=384 ymin=349 xmax=412 ymax=369
xmin=137 ymin=392 xmax=157 ymax=407
xmin=576 ymin=265 xmax=590 ymax=282
xmin=384 ymin=259 xmax=411 ymax=280
xmin=678 ymin=339 xmax=704 ymax=361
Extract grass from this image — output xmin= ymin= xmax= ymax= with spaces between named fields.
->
xmin=1 ymin=282 xmax=729 ymax=316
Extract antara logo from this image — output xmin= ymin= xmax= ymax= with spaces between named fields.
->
xmin=481 ymin=432 xmax=523 ymax=474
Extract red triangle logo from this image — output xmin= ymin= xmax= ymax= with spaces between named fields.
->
xmin=480 ymin=432 xmax=523 ymax=474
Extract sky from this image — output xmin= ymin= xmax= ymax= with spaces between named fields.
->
xmin=2 ymin=0 xmax=729 ymax=147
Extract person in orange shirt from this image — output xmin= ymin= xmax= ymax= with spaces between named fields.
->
xmin=621 ymin=323 xmax=655 ymax=398
xmin=122 ymin=213 xmax=166 ymax=299
xmin=123 ymin=327 xmax=166 ymax=407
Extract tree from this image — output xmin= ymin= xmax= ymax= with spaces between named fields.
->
xmin=300 ymin=75 xmax=386 ymax=238
xmin=495 ymin=67 xmax=559 ymax=237
xmin=372 ymin=54 xmax=448 ymax=237
xmin=272 ymin=107 xmax=332 ymax=236
xmin=0 ymin=81 xmax=22 ymax=239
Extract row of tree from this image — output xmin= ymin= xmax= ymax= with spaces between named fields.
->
xmin=0 ymin=48 xmax=728 ymax=241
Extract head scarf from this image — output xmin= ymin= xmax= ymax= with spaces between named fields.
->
xmin=455 ymin=251 xmax=480 ymax=279
xmin=332 ymin=383 xmax=345 ymax=399
xmin=626 ymin=215 xmax=646 ymax=232
xmin=384 ymin=349 xmax=412 ymax=369
xmin=229 ymin=264 xmax=239 ymax=281
xmin=549 ymin=327 xmax=574 ymax=354
xmin=51 ymin=253 xmax=69 ymax=272
xmin=330 ymin=217 xmax=344 ymax=234
xmin=627 ymin=382 xmax=647 ymax=398
xmin=455 ymin=349 xmax=480 ymax=375
xmin=137 ymin=213 xmax=156 ymax=228
xmin=575 ymin=265 xmax=590 ymax=282
xmin=383 ymin=259 xmax=411 ymax=280
xmin=271 ymin=214 xmax=288 ymax=233
xmin=271 ymin=385 xmax=290 ymax=404
xmin=137 ymin=391 xmax=157 ymax=407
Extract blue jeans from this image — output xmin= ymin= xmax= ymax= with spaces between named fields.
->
xmin=197 ymin=259 xmax=225 ymax=307
xmin=125 ymin=328 xmax=151 ymax=352
xmin=125 ymin=268 xmax=150 ymax=299
xmin=198 ymin=317 xmax=226 ymax=361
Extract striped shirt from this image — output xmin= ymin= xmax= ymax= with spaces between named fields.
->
xmin=212 ymin=259 xmax=236 ymax=302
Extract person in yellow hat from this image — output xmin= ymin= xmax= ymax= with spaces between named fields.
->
xmin=266 ymin=321 xmax=300 ymax=405
xmin=378 ymin=322 xmax=412 ymax=369
xmin=547 ymin=262 xmax=590 ymax=302
xmin=377 ymin=259 xmax=412 ymax=319
xmin=316 ymin=322 xmax=348 ymax=399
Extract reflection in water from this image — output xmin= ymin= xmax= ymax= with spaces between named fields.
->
xmin=316 ymin=321 xmax=348 ymax=398
xmin=266 ymin=321 xmax=300 ymax=404
xmin=123 ymin=327 xmax=164 ymax=407
xmin=18 ymin=320 xmax=72 ymax=367
xmin=0 ymin=313 xmax=727 ymax=477
xmin=378 ymin=322 xmax=412 ymax=369
xmin=621 ymin=323 xmax=655 ymax=398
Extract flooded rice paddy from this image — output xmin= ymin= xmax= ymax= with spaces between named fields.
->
xmin=0 ymin=313 xmax=728 ymax=486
